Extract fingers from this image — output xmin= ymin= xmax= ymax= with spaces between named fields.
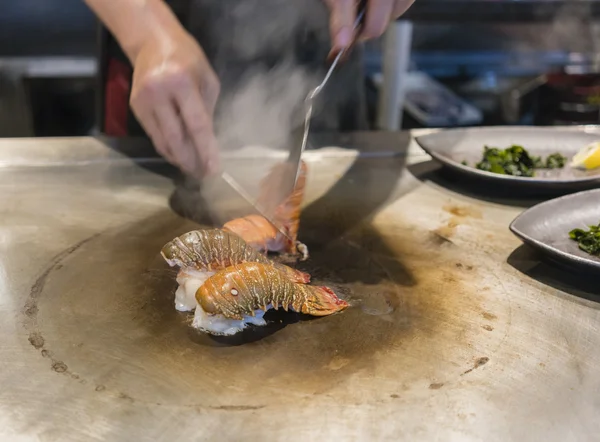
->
xmin=154 ymin=101 xmax=200 ymax=174
xmin=200 ymin=72 xmax=221 ymax=115
xmin=325 ymin=0 xmax=415 ymax=53
xmin=392 ymin=0 xmax=415 ymax=17
xmin=130 ymin=97 xmax=175 ymax=164
xmin=130 ymin=67 xmax=220 ymax=177
xmin=361 ymin=0 xmax=395 ymax=40
xmin=325 ymin=0 xmax=357 ymax=52
xmin=173 ymin=82 xmax=220 ymax=176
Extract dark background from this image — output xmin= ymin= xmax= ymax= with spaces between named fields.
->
xmin=3 ymin=0 xmax=600 ymax=136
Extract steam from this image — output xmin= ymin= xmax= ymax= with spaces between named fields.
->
xmin=215 ymin=61 xmax=320 ymax=153
xmin=224 ymin=0 xmax=307 ymax=61
xmin=204 ymin=0 xmax=326 ymax=154
xmin=544 ymin=3 xmax=596 ymax=54
xmin=476 ymin=3 xmax=600 ymax=78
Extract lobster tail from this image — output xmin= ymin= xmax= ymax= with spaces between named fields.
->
xmin=272 ymin=160 xmax=307 ymax=245
xmin=272 ymin=263 xmax=311 ymax=284
xmin=301 ymin=285 xmax=348 ymax=316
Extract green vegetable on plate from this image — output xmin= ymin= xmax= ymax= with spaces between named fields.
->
xmin=545 ymin=153 xmax=567 ymax=169
xmin=569 ymin=223 xmax=600 ymax=256
xmin=462 ymin=145 xmax=567 ymax=177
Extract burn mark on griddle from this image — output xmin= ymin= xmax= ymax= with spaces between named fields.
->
xmin=443 ymin=204 xmax=482 ymax=219
xmin=432 ymin=217 xmax=461 ymax=242
xmin=455 ymin=263 xmax=474 ymax=271
xmin=390 ymin=394 xmax=400 ymax=399
xmin=429 ymin=231 xmax=455 ymax=246
xmin=52 ymin=362 xmax=68 ymax=373
xmin=29 ymin=267 xmax=52 ymax=302
xmin=461 ymin=357 xmax=490 ymax=376
xmin=429 ymin=382 xmax=444 ymax=390
xmin=23 ymin=234 xmax=100 ymax=384
xmin=118 ymin=392 xmax=135 ymax=403
xmin=25 ymin=234 xmax=101 ymax=318
xmin=326 ymin=356 xmax=351 ymax=371
xmin=28 ymin=332 xmax=44 ymax=349
xmin=432 ymin=204 xmax=482 ymax=245
xmin=29 ymin=234 xmax=100 ymax=296
xmin=442 ymin=274 xmax=458 ymax=285
xmin=482 ymin=311 xmax=497 ymax=321
xmin=23 ymin=302 xmax=38 ymax=318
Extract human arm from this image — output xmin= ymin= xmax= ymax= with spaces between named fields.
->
xmin=84 ymin=0 xmax=220 ymax=176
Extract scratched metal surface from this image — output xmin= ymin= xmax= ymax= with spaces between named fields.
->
xmin=0 ymin=134 xmax=599 ymax=442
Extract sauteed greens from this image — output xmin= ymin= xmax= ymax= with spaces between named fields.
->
xmin=463 ymin=145 xmax=567 ymax=177
xmin=569 ymin=223 xmax=600 ymax=256
xmin=544 ymin=153 xmax=567 ymax=169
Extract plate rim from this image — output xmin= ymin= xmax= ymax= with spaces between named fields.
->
xmin=509 ymin=188 xmax=600 ymax=271
xmin=415 ymin=126 xmax=600 ymax=185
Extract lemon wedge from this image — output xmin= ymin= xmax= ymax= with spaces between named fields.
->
xmin=570 ymin=141 xmax=600 ymax=170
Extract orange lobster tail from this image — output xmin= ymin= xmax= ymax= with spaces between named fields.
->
xmin=195 ymin=262 xmax=347 ymax=320
xmin=222 ymin=215 xmax=281 ymax=253
xmin=223 ymin=160 xmax=308 ymax=257
xmin=161 ymin=228 xmax=310 ymax=282
xmin=273 ymin=160 xmax=307 ymax=247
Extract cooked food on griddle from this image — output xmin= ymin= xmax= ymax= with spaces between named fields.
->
xmin=223 ymin=214 xmax=289 ymax=254
xmin=193 ymin=262 xmax=348 ymax=336
xmin=161 ymin=229 xmax=310 ymax=311
xmin=463 ymin=145 xmax=566 ymax=177
xmin=173 ymin=268 xmax=212 ymax=312
xmin=223 ymin=160 xmax=309 ymax=260
xmin=159 ymin=162 xmax=346 ymax=335
xmin=569 ymin=222 xmax=600 ymax=256
xmin=161 ymin=228 xmax=347 ymax=335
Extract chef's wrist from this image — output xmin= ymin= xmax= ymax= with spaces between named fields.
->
xmin=116 ymin=0 xmax=187 ymax=65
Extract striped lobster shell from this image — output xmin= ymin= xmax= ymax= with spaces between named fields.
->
xmin=196 ymin=262 xmax=348 ymax=320
xmin=160 ymin=229 xmax=309 ymax=283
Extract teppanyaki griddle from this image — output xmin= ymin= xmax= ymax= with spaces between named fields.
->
xmin=1 ymin=133 xmax=599 ymax=442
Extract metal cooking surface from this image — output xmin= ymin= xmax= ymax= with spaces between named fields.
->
xmin=1 ymin=135 xmax=600 ymax=441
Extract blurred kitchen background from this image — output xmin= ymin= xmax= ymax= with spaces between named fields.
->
xmin=4 ymin=0 xmax=600 ymax=137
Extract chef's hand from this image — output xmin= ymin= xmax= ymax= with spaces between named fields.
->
xmin=324 ymin=0 xmax=415 ymax=53
xmin=130 ymin=30 xmax=220 ymax=177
